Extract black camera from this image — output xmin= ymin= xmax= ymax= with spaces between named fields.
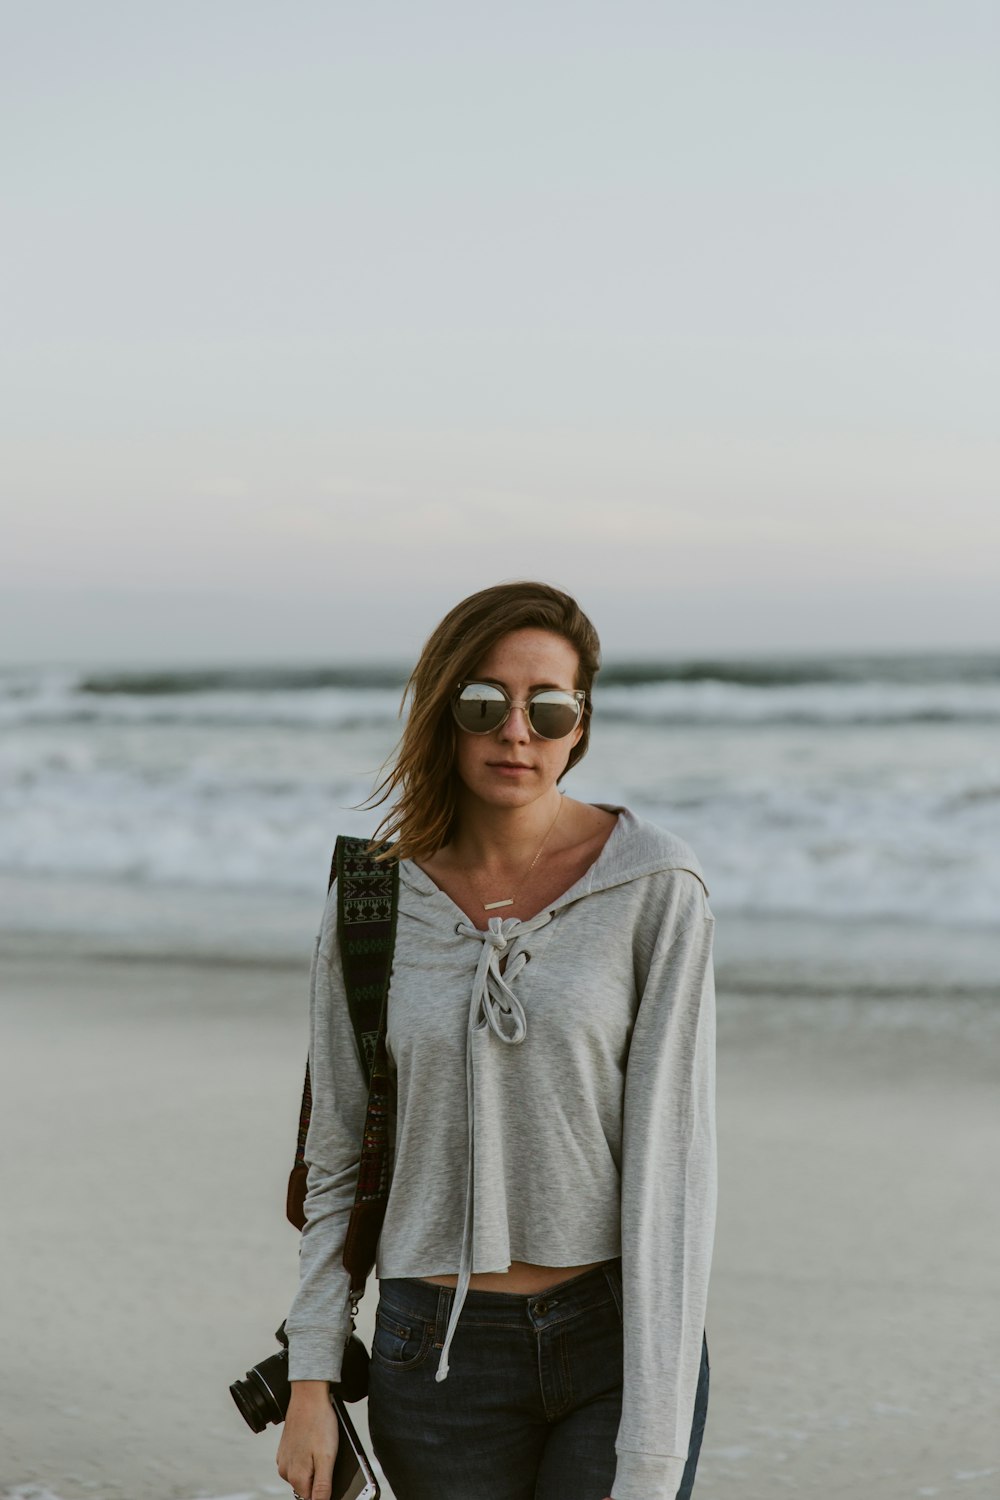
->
xmin=230 ymin=1320 xmax=370 ymax=1433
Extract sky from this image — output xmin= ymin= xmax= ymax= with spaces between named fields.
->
xmin=2 ymin=0 xmax=997 ymax=666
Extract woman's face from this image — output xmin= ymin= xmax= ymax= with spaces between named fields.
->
xmin=452 ymin=627 xmax=584 ymax=811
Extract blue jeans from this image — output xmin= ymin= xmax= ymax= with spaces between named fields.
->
xmin=367 ymin=1258 xmax=709 ymax=1500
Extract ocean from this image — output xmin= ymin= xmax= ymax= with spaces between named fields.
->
xmin=2 ymin=650 xmax=998 ymax=993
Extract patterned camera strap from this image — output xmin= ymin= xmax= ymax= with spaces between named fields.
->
xmin=288 ymin=835 xmax=399 ymax=1303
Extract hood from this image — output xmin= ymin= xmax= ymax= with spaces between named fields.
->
xmin=558 ymin=803 xmax=709 ymax=902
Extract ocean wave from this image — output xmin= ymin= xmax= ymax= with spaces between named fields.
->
xmin=57 ymin=648 xmax=1000 ymax=692
xmin=2 ymin=758 xmax=997 ymax=925
xmin=2 ymin=657 xmax=999 ymax=728
xmin=3 ymin=650 xmax=997 ymax=929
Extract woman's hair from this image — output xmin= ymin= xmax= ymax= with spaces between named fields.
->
xmin=366 ymin=581 xmax=601 ymax=862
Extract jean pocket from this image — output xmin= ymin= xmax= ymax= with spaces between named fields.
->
xmin=372 ymin=1306 xmax=434 ymax=1370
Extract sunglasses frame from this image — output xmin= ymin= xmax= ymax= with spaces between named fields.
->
xmin=451 ymin=680 xmax=587 ymax=741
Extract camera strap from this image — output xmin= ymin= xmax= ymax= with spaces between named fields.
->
xmin=285 ymin=835 xmax=400 ymax=1316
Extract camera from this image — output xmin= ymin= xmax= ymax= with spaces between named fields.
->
xmin=230 ymin=1320 xmax=370 ymax=1433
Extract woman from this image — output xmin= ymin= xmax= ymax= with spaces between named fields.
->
xmin=278 ymin=581 xmax=717 ymax=1500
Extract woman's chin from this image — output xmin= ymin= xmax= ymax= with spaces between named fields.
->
xmin=463 ymin=776 xmax=547 ymax=809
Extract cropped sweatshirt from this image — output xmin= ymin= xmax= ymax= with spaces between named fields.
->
xmin=284 ymin=805 xmax=718 ymax=1500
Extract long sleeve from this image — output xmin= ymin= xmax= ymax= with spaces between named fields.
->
xmin=284 ymin=921 xmax=371 ymax=1382
xmin=612 ymin=888 xmax=718 ymax=1500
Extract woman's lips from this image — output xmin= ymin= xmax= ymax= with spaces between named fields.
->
xmin=488 ymin=763 xmax=533 ymax=774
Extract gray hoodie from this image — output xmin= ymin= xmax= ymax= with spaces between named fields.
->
xmin=285 ymin=804 xmax=717 ymax=1500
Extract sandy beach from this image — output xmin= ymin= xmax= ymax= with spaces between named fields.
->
xmin=2 ymin=920 xmax=998 ymax=1500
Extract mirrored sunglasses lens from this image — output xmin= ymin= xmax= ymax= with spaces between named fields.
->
xmin=528 ymin=692 xmax=581 ymax=739
xmin=454 ymin=684 xmax=508 ymax=733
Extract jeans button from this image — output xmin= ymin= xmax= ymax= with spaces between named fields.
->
xmin=532 ymin=1300 xmax=549 ymax=1316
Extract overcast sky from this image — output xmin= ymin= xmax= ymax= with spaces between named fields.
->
xmin=2 ymin=0 xmax=997 ymax=666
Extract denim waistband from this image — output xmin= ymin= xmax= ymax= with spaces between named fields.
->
xmin=377 ymin=1258 xmax=622 ymax=1333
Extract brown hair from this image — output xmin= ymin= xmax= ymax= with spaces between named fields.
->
xmin=366 ymin=581 xmax=601 ymax=862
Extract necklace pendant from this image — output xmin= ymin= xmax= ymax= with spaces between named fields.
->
xmin=484 ymin=897 xmax=515 ymax=910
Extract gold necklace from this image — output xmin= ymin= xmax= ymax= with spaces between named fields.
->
xmin=475 ymin=799 xmax=564 ymax=911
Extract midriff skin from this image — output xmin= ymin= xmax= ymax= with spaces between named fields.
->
xmin=420 ymin=1260 xmax=610 ymax=1294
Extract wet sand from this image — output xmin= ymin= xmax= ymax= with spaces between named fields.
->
xmin=2 ymin=937 xmax=998 ymax=1500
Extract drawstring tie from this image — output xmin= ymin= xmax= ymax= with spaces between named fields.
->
xmin=434 ymin=910 xmax=553 ymax=1381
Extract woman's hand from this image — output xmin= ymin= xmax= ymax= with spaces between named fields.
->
xmin=276 ymin=1380 xmax=340 ymax=1500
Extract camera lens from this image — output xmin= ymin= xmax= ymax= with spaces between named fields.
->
xmin=230 ymin=1348 xmax=290 ymax=1432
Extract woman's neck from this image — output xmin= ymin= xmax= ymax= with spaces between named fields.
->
xmin=448 ymin=790 xmax=567 ymax=875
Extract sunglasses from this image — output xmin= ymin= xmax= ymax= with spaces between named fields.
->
xmin=451 ymin=681 xmax=587 ymax=740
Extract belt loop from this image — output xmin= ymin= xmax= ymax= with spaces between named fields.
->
xmin=435 ymin=1284 xmax=452 ymax=1344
